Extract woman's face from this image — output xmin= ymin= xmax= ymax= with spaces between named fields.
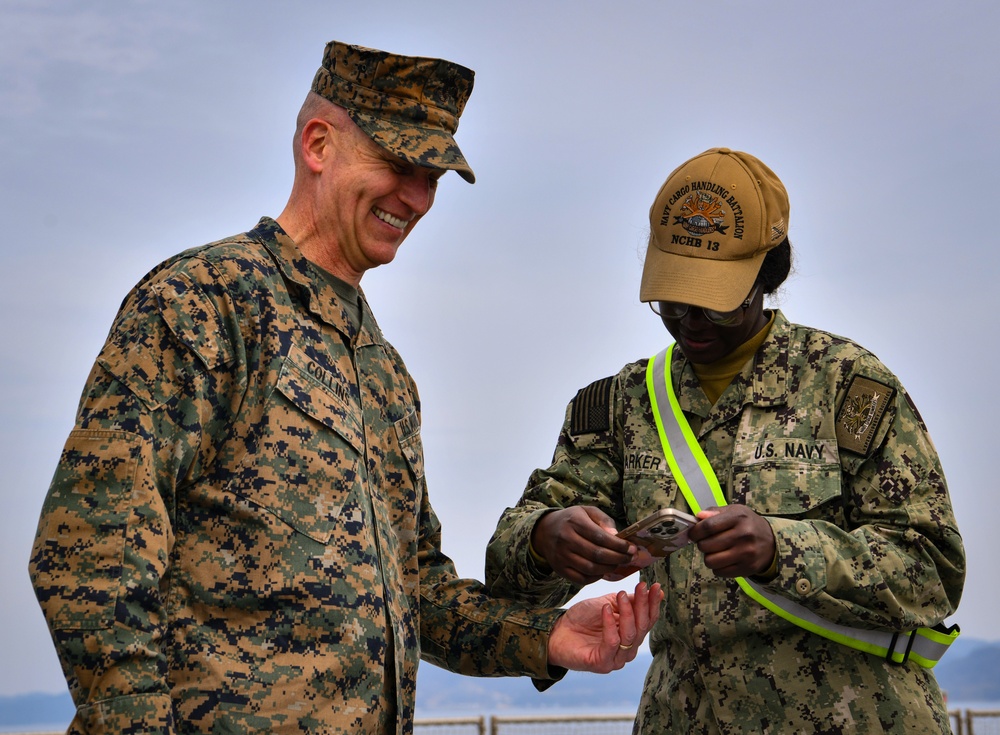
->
xmin=657 ymin=285 xmax=768 ymax=364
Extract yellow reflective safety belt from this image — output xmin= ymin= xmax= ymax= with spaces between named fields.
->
xmin=646 ymin=344 xmax=959 ymax=668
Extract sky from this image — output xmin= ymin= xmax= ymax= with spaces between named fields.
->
xmin=1 ymin=0 xmax=998 ymax=697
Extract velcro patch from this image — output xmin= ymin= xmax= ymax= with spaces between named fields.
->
xmin=570 ymin=377 xmax=613 ymax=436
xmin=836 ymin=375 xmax=896 ymax=456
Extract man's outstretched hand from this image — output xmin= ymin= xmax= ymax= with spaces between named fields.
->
xmin=547 ymin=581 xmax=663 ymax=674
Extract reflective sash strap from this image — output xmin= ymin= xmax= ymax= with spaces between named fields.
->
xmin=645 ymin=346 xmax=723 ymax=515
xmin=645 ymin=345 xmax=958 ymax=667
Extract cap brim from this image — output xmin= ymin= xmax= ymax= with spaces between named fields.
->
xmin=349 ymin=110 xmax=475 ymax=183
xmin=639 ymin=246 xmax=765 ymax=312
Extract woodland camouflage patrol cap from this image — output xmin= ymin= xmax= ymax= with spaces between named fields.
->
xmin=640 ymin=148 xmax=790 ymax=311
xmin=311 ymin=41 xmax=476 ymax=183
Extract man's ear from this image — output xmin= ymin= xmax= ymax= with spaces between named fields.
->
xmin=299 ymin=118 xmax=333 ymax=173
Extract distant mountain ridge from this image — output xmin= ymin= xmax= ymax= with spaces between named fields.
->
xmin=0 ymin=692 xmax=75 ymax=730
xmin=415 ymin=637 xmax=1000 ymax=717
xmin=933 ymin=638 xmax=1000 ymax=702
xmin=3 ymin=639 xmax=997 ymax=728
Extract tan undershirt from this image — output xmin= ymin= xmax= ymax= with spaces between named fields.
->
xmin=316 ymin=267 xmax=362 ymax=334
xmin=690 ymin=311 xmax=776 ymax=405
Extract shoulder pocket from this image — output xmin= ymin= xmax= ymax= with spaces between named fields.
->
xmin=153 ymin=271 xmax=235 ymax=371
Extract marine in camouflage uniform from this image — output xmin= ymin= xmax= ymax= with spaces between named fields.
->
xmin=28 ymin=42 xmax=660 ymax=735
xmin=485 ymin=149 xmax=965 ymax=734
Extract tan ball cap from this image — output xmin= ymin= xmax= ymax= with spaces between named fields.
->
xmin=640 ymin=148 xmax=789 ymax=311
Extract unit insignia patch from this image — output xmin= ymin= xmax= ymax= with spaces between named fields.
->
xmin=836 ymin=375 xmax=896 ymax=456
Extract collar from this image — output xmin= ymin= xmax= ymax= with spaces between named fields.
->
xmin=746 ymin=309 xmax=792 ymax=407
xmin=671 ymin=310 xmax=791 ymax=424
xmin=248 ymin=217 xmax=383 ymax=348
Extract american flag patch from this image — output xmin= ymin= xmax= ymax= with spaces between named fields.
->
xmin=570 ymin=377 xmax=613 ymax=435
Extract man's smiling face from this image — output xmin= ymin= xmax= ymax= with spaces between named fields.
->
xmin=320 ymin=119 xmax=444 ymax=275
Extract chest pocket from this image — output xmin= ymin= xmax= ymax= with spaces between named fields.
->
xmin=731 ymin=437 xmax=844 ymax=525
xmin=622 ymin=451 xmax=674 ymax=523
xmin=394 ymin=406 xmax=424 ymax=482
xmin=227 ymin=345 xmax=364 ymax=544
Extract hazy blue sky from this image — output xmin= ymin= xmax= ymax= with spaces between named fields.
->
xmin=2 ymin=0 xmax=997 ymax=697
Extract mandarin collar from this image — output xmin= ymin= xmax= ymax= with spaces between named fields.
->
xmin=670 ymin=310 xmax=791 ymax=423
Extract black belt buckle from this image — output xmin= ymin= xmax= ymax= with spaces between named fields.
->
xmin=885 ymin=631 xmax=916 ymax=665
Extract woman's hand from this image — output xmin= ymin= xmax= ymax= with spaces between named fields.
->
xmin=688 ymin=505 xmax=776 ymax=578
xmin=532 ymin=506 xmax=641 ymax=585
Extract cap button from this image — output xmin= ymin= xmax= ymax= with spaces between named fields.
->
xmin=718 ymin=147 xmax=732 ymax=154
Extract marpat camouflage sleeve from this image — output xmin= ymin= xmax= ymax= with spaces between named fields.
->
xmin=28 ymin=252 xmax=246 ymax=734
xmin=30 ymin=219 xmax=570 ymax=735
